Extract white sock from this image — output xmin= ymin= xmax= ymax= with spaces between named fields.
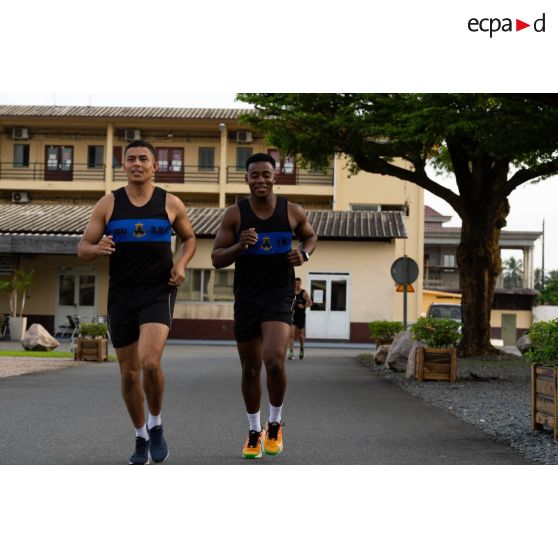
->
xmin=247 ymin=411 xmax=261 ymax=432
xmin=135 ymin=425 xmax=149 ymax=440
xmin=148 ymin=412 xmax=162 ymax=430
xmin=269 ymin=404 xmax=282 ymax=424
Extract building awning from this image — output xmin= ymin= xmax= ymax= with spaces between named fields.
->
xmin=0 ymin=203 xmax=407 ymax=254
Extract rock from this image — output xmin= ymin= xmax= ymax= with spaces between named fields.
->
xmin=21 ymin=323 xmax=60 ymax=352
xmin=385 ymin=331 xmax=414 ymax=372
xmin=374 ymin=344 xmax=390 ymax=365
xmin=405 ymin=341 xmax=426 ymax=379
xmin=516 ymin=333 xmax=531 ymax=355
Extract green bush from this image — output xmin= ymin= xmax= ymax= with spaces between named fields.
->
xmin=368 ymin=321 xmax=404 ymax=343
xmin=80 ymin=322 xmax=108 ymax=338
xmin=524 ymin=319 xmax=558 ymax=365
xmin=410 ymin=317 xmax=461 ymax=348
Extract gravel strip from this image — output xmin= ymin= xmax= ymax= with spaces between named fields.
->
xmin=361 ymin=353 xmax=558 ymax=465
xmin=0 ymin=357 xmax=82 ymax=378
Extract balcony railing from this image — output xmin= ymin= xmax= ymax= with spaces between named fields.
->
xmin=226 ymin=167 xmax=334 ymax=186
xmin=113 ymin=166 xmax=219 ymax=184
xmin=1 ymin=162 xmax=334 ymax=187
xmin=0 ymin=162 xmax=105 ymax=181
xmin=424 ymin=266 xmax=460 ymax=290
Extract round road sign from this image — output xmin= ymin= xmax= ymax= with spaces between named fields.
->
xmin=390 ymin=256 xmax=419 ymax=284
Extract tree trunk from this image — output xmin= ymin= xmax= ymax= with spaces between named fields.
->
xmin=457 ymin=200 xmax=508 ymax=356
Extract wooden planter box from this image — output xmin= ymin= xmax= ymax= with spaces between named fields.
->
xmin=75 ymin=337 xmax=108 ymax=362
xmin=415 ymin=347 xmax=457 ymax=383
xmin=531 ymin=365 xmax=558 ymax=441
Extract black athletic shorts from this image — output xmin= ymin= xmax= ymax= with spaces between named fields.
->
xmin=234 ymin=295 xmax=295 ymax=343
xmin=292 ymin=311 xmax=306 ymax=330
xmin=107 ymin=284 xmax=177 ymax=348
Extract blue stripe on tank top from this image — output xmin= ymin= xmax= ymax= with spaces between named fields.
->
xmin=239 ymin=231 xmax=292 ymax=256
xmin=105 ymin=218 xmax=172 ymax=243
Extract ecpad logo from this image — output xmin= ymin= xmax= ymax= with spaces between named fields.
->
xmin=468 ymin=13 xmax=546 ymax=37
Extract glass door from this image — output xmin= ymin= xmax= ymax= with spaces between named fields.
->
xmin=306 ymin=273 xmax=350 ymax=339
xmin=267 ymin=149 xmax=296 ymax=185
xmin=156 ymin=147 xmax=184 ymax=183
xmin=55 ymin=271 xmax=97 ymax=332
xmin=44 ymin=145 xmax=74 ymax=181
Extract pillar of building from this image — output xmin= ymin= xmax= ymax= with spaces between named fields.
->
xmin=218 ymin=123 xmax=228 ymax=208
xmin=105 ymin=123 xmax=114 ymax=194
xmin=523 ymin=246 xmax=534 ymax=288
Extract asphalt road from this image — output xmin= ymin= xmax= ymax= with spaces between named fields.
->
xmin=0 ymin=345 xmax=529 ymax=464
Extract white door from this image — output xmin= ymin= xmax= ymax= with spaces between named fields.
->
xmin=55 ymin=269 xmax=97 ymax=331
xmin=306 ymin=273 xmax=350 ymax=340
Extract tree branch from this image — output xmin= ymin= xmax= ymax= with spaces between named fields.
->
xmin=504 ymin=158 xmax=558 ymax=196
xmin=352 ymin=154 xmax=463 ymax=214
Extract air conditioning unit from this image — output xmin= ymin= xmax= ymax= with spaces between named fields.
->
xmin=11 ymin=191 xmax=30 ymax=203
xmin=12 ymin=128 xmax=29 ymax=140
xmin=124 ymin=129 xmax=142 ymax=141
xmin=236 ymin=130 xmax=253 ymax=143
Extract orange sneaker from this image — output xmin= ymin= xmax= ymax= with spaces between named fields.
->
xmin=242 ymin=429 xmax=264 ymax=459
xmin=263 ymin=422 xmax=283 ymax=455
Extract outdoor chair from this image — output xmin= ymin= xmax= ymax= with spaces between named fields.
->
xmin=55 ymin=315 xmax=80 ymax=338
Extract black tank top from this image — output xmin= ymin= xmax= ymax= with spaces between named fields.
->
xmin=294 ymin=289 xmax=307 ymax=316
xmin=234 ymin=196 xmax=295 ymax=302
xmin=105 ymin=186 xmax=173 ymax=289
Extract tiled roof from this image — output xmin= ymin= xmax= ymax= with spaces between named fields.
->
xmin=0 ymin=203 xmax=407 ymax=240
xmin=0 ymin=204 xmax=92 ymax=234
xmin=0 ymin=105 xmax=252 ymax=120
xmin=424 ymin=205 xmax=447 ymax=219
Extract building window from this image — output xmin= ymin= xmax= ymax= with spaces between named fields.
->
xmin=351 ymin=204 xmax=381 ymax=211
xmin=87 ymin=145 xmax=104 ymax=168
xmin=350 ymin=203 xmax=408 ymax=216
xmin=236 ymin=147 xmax=253 ymax=171
xmin=177 ymin=269 xmax=234 ymax=302
xmin=443 ymin=254 xmax=456 ymax=268
xmin=198 ymin=147 xmax=215 ymax=171
xmin=14 ymin=144 xmax=30 ymax=167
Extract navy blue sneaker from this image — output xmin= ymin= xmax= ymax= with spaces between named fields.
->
xmin=129 ymin=436 xmax=150 ymax=465
xmin=148 ymin=425 xmax=169 ymax=463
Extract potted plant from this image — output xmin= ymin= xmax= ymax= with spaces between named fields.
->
xmin=410 ymin=317 xmax=461 ymax=382
xmin=75 ymin=321 xmax=109 ymax=362
xmin=0 ymin=267 xmax=34 ymax=341
xmin=368 ymin=320 xmax=404 ymax=347
xmin=524 ymin=319 xmax=558 ymax=441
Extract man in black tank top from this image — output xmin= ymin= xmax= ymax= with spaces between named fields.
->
xmin=78 ymin=140 xmax=196 ymax=465
xmin=288 ymin=277 xmax=313 ymax=360
xmin=212 ymin=153 xmax=317 ymax=459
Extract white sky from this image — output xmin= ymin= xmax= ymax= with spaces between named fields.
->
xmin=2 ymin=0 xmax=558 ymax=554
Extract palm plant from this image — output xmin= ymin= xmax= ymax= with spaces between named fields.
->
xmin=503 ymin=256 xmax=524 ymax=288
xmin=0 ymin=268 xmax=34 ymax=318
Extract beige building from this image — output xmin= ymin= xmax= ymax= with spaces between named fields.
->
xmin=0 ymin=105 xmax=424 ymax=342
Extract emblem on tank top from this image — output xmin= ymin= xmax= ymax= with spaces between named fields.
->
xmin=261 ymin=235 xmax=272 ymax=251
xmin=133 ymin=223 xmax=146 ymax=238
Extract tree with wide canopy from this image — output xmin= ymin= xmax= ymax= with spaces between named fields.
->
xmin=237 ymin=93 xmax=558 ymax=356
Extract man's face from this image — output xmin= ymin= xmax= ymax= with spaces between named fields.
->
xmin=245 ymin=161 xmax=276 ymax=198
xmin=295 ymin=279 xmax=301 ymax=289
xmin=124 ymin=147 xmax=158 ymax=184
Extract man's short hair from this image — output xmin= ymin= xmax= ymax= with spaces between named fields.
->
xmin=245 ymin=152 xmax=276 ymax=171
xmin=125 ymin=139 xmax=156 ymax=160
xmin=295 ymin=277 xmax=301 ymax=282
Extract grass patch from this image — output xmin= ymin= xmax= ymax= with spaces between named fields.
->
xmin=0 ymin=350 xmax=74 ymax=358
xmin=0 ymin=350 xmax=118 ymax=362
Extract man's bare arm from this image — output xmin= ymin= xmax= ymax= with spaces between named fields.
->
xmin=287 ymin=203 xmax=318 ymax=267
xmin=168 ymin=195 xmax=197 ymax=286
xmin=77 ymin=195 xmax=115 ymax=260
xmin=211 ymin=206 xmax=258 ymax=269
